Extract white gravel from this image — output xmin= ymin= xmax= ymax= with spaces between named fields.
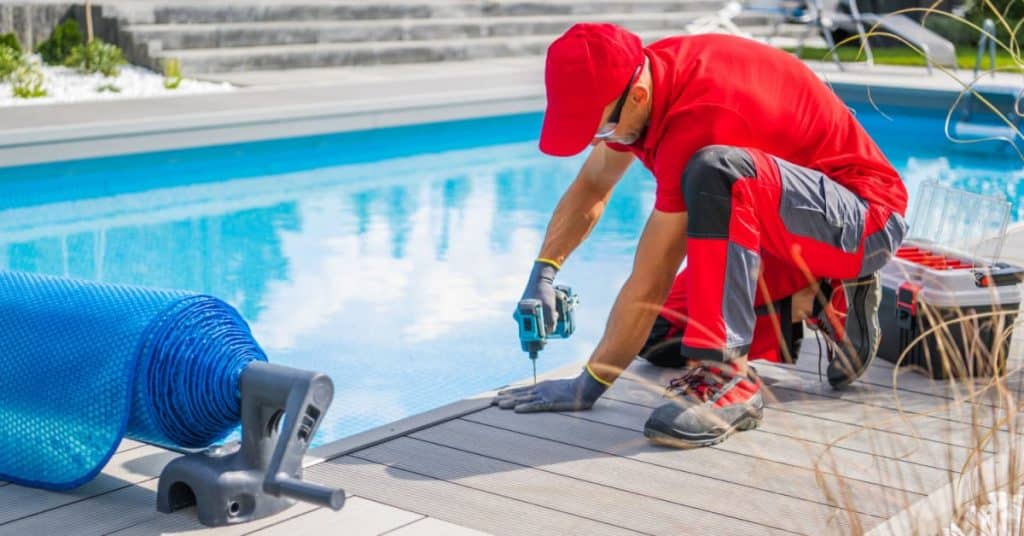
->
xmin=945 ymin=492 xmax=1024 ymax=536
xmin=0 ymin=56 xmax=234 ymax=106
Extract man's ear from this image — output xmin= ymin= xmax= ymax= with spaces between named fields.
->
xmin=630 ymin=84 xmax=650 ymax=106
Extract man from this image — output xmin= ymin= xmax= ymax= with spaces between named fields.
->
xmin=494 ymin=24 xmax=907 ymax=448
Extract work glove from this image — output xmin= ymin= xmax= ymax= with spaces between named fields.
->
xmin=516 ymin=259 xmax=559 ymax=332
xmin=492 ymin=367 xmax=609 ymax=413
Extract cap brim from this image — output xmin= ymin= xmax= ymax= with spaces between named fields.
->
xmin=538 ymin=107 xmax=603 ymax=157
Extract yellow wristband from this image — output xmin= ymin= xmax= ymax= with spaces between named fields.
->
xmin=536 ymin=257 xmax=562 ymax=270
xmin=585 ymin=364 xmax=613 ymax=387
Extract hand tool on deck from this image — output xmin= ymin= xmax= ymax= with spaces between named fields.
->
xmin=513 ymin=285 xmax=578 ymax=384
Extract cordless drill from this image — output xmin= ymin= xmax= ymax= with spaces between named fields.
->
xmin=514 ymin=285 xmax=578 ymax=384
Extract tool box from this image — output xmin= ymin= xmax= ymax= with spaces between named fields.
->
xmin=877 ymin=181 xmax=1023 ymax=379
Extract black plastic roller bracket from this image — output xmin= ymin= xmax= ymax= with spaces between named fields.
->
xmin=156 ymin=361 xmax=345 ymax=527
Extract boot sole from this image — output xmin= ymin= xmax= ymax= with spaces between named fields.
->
xmin=643 ymin=413 xmax=761 ymax=449
xmin=828 ymin=274 xmax=882 ymax=390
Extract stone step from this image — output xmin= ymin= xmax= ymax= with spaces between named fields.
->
xmin=153 ymin=23 xmax=821 ymax=74
xmin=155 ymin=30 xmax=675 ymax=73
xmin=129 ymin=10 xmax=738 ymax=50
xmin=149 ymin=0 xmax=727 ymax=24
xmin=748 ymin=22 xmax=823 ymax=39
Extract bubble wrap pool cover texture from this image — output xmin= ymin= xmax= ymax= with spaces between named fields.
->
xmin=0 ymin=271 xmax=267 ymax=490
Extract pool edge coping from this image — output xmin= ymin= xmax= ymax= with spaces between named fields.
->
xmin=304 ymin=360 xmax=585 ymax=465
xmin=0 ymin=86 xmax=546 ymax=168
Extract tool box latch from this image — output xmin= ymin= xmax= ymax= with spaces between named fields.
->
xmin=896 ymin=282 xmax=922 ymax=329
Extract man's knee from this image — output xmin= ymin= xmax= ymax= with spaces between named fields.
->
xmin=682 ymin=145 xmax=756 ymax=207
xmin=683 ymin=145 xmax=756 ymax=238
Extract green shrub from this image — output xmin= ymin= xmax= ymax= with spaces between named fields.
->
xmin=0 ymin=33 xmax=21 ymax=54
xmin=163 ymin=58 xmax=182 ymax=89
xmin=965 ymin=0 xmax=1024 ymax=45
xmin=65 ymin=40 xmax=126 ymax=77
xmin=923 ymin=13 xmax=987 ymax=46
xmin=36 ymin=19 xmax=83 ymax=65
xmin=11 ymin=61 xmax=46 ymax=98
xmin=96 ymin=83 xmax=120 ymax=93
xmin=0 ymin=45 xmax=21 ymax=81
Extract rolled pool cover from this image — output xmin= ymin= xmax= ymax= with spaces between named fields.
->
xmin=0 ymin=271 xmax=267 ymax=490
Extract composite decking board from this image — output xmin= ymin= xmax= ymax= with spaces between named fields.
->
xmin=117 ymin=439 xmax=147 ymax=453
xmin=411 ymin=417 xmax=877 ymax=533
xmin=800 ymin=352 xmax=1024 ymax=408
xmin=463 ymin=409 xmax=916 ymax=519
xmin=0 ymin=445 xmax=176 ymax=525
xmin=306 ymin=456 xmax=644 ymax=536
xmin=610 ymin=375 xmax=983 ymax=472
xmin=611 ymin=369 xmax=985 ymax=466
xmin=790 ymin=343 xmax=1023 ymax=423
xmin=0 ymin=479 xmax=336 ymax=536
xmin=108 ymin=502 xmax=321 ymax=536
xmin=781 ymin=366 xmax=1017 ymax=429
xmin=575 ymin=396 xmax=952 ymax=496
xmin=248 ymin=496 xmax=424 ymax=536
xmin=0 ymin=479 xmax=161 ymax=536
xmin=382 ymin=516 xmax=491 ymax=535
xmin=763 ymin=377 xmax=1017 ymax=447
xmin=348 ymin=436 xmax=795 ymax=536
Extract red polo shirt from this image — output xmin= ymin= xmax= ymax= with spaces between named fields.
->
xmin=608 ymin=34 xmax=906 ymax=218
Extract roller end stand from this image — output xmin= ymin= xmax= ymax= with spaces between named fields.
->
xmin=157 ymin=362 xmax=345 ymax=527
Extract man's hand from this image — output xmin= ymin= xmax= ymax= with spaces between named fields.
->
xmin=493 ymin=368 xmax=609 ymax=413
xmin=516 ymin=260 xmax=559 ymax=332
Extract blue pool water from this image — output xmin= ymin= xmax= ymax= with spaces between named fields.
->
xmin=0 ymin=106 xmax=1020 ymax=446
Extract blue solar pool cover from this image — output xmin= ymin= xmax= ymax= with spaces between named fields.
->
xmin=0 ymin=271 xmax=267 ymax=490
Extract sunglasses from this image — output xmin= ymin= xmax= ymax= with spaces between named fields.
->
xmin=594 ymin=63 xmax=643 ymax=140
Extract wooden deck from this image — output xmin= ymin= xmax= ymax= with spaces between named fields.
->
xmin=2 ymin=329 xmax=1021 ymax=536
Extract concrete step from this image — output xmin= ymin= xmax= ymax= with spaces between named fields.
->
xmin=156 ymin=30 xmax=689 ymax=74
xmin=746 ymin=22 xmax=824 ymax=39
xmin=152 ymin=22 xmax=821 ymax=75
xmin=128 ymin=10 xmax=728 ymax=50
xmin=149 ymin=0 xmax=727 ymax=24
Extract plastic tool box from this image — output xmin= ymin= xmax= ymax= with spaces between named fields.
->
xmin=877 ymin=181 xmax=1023 ymax=378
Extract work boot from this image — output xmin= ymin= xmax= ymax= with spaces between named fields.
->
xmin=643 ymin=363 xmax=763 ymax=448
xmin=807 ymin=273 xmax=882 ymax=389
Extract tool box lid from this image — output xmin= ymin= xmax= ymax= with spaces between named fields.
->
xmin=881 ymin=256 xmax=1022 ymax=308
xmin=905 ymin=180 xmax=1012 ymax=265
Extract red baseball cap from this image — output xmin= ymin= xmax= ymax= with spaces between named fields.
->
xmin=539 ymin=23 xmax=644 ymax=157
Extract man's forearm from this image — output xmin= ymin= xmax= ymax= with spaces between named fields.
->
xmin=587 ymin=272 xmax=676 ymax=384
xmin=537 ymin=177 xmax=613 ymax=265
xmin=586 ymin=210 xmax=689 ymax=385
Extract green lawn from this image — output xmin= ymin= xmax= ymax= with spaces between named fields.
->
xmin=788 ymin=46 xmax=1023 ymax=72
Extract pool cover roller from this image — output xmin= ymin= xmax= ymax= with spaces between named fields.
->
xmin=0 ymin=271 xmax=344 ymax=525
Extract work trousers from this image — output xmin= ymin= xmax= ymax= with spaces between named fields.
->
xmin=657 ymin=145 xmax=907 ymax=364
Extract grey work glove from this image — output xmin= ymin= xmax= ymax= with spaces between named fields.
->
xmin=516 ymin=260 xmax=559 ymax=332
xmin=493 ymin=368 xmax=609 ymax=413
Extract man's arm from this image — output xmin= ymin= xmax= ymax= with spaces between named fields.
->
xmin=494 ymin=182 xmax=688 ymax=414
xmin=587 ymin=209 xmax=689 ymax=383
xmin=537 ymin=144 xmax=636 ymax=265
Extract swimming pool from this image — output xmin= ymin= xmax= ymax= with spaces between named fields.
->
xmin=0 ymin=106 xmax=1020 ymax=445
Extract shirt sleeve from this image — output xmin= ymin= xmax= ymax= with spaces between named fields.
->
xmin=652 ymin=105 xmax=754 ymax=213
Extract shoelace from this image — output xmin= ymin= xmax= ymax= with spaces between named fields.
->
xmin=810 ymin=279 xmax=843 ymax=382
xmin=664 ymin=367 xmax=723 ymax=402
